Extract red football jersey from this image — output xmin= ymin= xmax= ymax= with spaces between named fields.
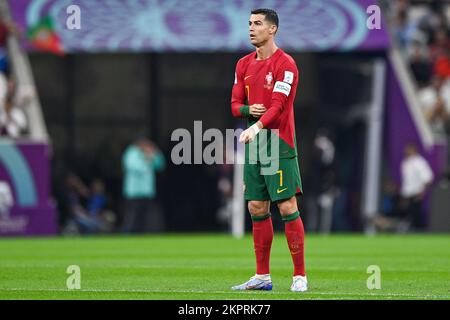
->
xmin=231 ymin=48 xmax=299 ymax=158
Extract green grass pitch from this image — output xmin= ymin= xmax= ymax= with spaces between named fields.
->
xmin=0 ymin=234 xmax=449 ymax=300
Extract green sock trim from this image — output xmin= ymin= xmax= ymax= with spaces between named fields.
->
xmin=251 ymin=213 xmax=271 ymax=222
xmin=282 ymin=211 xmax=300 ymax=222
xmin=239 ymin=105 xmax=249 ymax=117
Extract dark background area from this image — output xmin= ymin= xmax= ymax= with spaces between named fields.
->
xmin=29 ymin=51 xmax=376 ymax=232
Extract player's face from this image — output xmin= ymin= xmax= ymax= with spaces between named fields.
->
xmin=248 ymin=14 xmax=275 ymax=47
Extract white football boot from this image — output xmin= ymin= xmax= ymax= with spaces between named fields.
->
xmin=231 ymin=274 xmax=273 ymax=291
xmin=290 ymin=275 xmax=308 ymax=292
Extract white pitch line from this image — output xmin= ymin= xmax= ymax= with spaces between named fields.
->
xmin=0 ymin=288 xmax=448 ymax=299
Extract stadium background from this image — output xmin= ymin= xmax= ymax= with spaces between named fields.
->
xmin=5 ymin=0 xmax=448 ymax=235
xmin=0 ymin=0 xmax=449 ymax=300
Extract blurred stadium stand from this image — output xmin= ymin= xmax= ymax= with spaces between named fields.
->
xmin=0 ymin=0 xmax=449 ymax=236
xmin=0 ymin=0 xmax=56 ymax=236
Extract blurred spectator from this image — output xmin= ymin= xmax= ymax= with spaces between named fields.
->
xmin=418 ymin=75 xmax=450 ymax=142
xmin=400 ymin=143 xmax=434 ymax=230
xmin=87 ymin=178 xmax=106 ymax=215
xmin=216 ymin=145 xmax=234 ymax=229
xmin=307 ymin=129 xmax=338 ymax=233
xmin=121 ymin=137 xmax=165 ymax=233
xmin=410 ymin=42 xmax=432 ymax=87
xmin=393 ymin=8 xmax=426 ymax=58
xmin=430 ymin=28 xmax=450 ymax=59
xmin=61 ymin=174 xmax=115 ymax=235
xmin=373 ymin=179 xmax=409 ymax=233
xmin=87 ymin=178 xmax=116 ymax=232
xmin=0 ymin=76 xmax=32 ymax=138
xmin=0 ymin=16 xmax=26 ymax=135
xmin=431 ymin=29 xmax=450 ymax=80
xmin=0 ymin=16 xmax=21 ymax=104
xmin=63 ymin=174 xmax=98 ymax=234
xmin=434 ymin=49 xmax=450 ymax=80
xmin=0 ymin=16 xmax=21 ymax=76
xmin=389 ymin=1 xmax=450 ymax=89
xmin=0 ymin=180 xmax=13 ymax=217
xmin=381 ymin=179 xmax=402 ymax=217
xmin=0 ymin=93 xmax=27 ymax=138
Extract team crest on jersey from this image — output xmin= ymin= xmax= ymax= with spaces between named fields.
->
xmin=264 ymin=72 xmax=273 ymax=90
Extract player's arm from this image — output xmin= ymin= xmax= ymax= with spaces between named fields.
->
xmin=259 ymin=63 xmax=296 ymax=128
xmin=240 ymin=63 xmax=296 ymax=143
xmin=231 ymin=60 xmax=250 ymax=118
xmin=231 ymin=60 xmax=266 ymax=118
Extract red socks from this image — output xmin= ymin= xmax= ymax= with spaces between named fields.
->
xmin=251 ymin=214 xmax=273 ymax=275
xmin=283 ymin=211 xmax=306 ymax=277
xmin=251 ymin=211 xmax=306 ymax=277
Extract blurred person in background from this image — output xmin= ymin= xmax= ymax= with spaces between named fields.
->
xmin=373 ymin=179 xmax=409 ymax=233
xmin=0 ymin=76 xmax=33 ymax=138
xmin=389 ymin=0 xmax=450 ymax=88
xmin=0 ymin=16 xmax=21 ymax=74
xmin=62 ymin=174 xmax=102 ymax=235
xmin=0 ymin=16 xmax=22 ymax=107
xmin=0 ymin=180 xmax=13 ymax=218
xmin=86 ymin=178 xmax=116 ymax=233
xmin=216 ymin=145 xmax=234 ymax=229
xmin=430 ymin=29 xmax=450 ymax=80
xmin=400 ymin=143 xmax=434 ymax=231
xmin=393 ymin=8 xmax=424 ymax=58
xmin=409 ymin=41 xmax=432 ymax=87
xmin=430 ymin=29 xmax=450 ymax=61
xmin=121 ymin=136 xmax=165 ymax=233
xmin=307 ymin=128 xmax=337 ymax=234
xmin=418 ymin=75 xmax=450 ymax=143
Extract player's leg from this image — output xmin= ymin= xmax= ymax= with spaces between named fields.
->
xmin=232 ymin=163 xmax=273 ymax=291
xmin=244 ymin=162 xmax=274 ymax=277
xmin=232 ymin=200 xmax=273 ymax=290
xmin=278 ymin=197 xmax=307 ymax=292
xmin=248 ymin=199 xmax=273 ymax=276
xmin=277 ymin=196 xmax=305 ymax=274
xmin=265 ymin=157 xmax=307 ymax=292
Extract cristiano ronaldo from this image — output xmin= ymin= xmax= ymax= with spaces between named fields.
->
xmin=231 ymin=8 xmax=307 ymax=292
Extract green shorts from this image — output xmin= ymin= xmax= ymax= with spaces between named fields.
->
xmin=244 ymin=157 xmax=303 ymax=202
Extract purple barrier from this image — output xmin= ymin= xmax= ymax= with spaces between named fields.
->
xmin=385 ymin=61 xmax=447 ymax=225
xmin=0 ymin=140 xmax=57 ymax=236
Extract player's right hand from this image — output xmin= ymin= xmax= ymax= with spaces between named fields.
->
xmin=249 ymin=104 xmax=266 ymax=118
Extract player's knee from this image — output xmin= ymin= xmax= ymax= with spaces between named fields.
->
xmin=277 ymin=197 xmax=298 ymax=216
xmin=248 ymin=201 xmax=269 ymax=216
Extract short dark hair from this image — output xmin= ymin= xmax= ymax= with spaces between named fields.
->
xmin=251 ymin=8 xmax=279 ymax=29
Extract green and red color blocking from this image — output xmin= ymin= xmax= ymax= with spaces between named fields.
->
xmin=27 ymin=15 xmax=64 ymax=55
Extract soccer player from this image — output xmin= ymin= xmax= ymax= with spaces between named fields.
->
xmin=230 ymin=8 xmax=307 ymax=292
